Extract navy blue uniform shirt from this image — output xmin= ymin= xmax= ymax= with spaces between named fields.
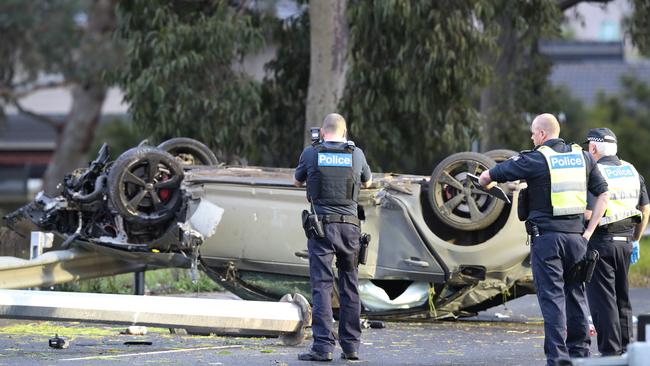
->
xmin=490 ymin=138 xmax=608 ymax=233
xmin=295 ymin=141 xmax=372 ymax=216
xmin=586 ymin=155 xmax=649 ymax=236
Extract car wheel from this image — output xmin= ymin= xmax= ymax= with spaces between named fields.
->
xmin=107 ymin=146 xmax=184 ymax=225
xmin=484 ymin=149 xmax=518 ymax=163
xmin=157 ymin=137 xmax=218 ymax=166
xmin=429 ymin=152 xmax=505 ymax=231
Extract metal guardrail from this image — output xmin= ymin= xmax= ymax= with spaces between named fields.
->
xmin=0 ymin=248 xmax=146 ymax=289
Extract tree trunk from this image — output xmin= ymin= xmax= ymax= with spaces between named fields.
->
xmin=304 ymin=0 xmax=348 ymax=146
xmin=42 ymin=0 xmax=117 ymax=195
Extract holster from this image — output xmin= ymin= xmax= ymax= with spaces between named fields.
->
xmin=301 ymin=209 xmax=325 ymax=239
xmin=357 ymin=233 xmax=371 ymax=266
xmin=564 ymin=249 xmax=600 ymax=283
xmin=582 ymin=249 xmax=600 ymax=283
xmin=518 ymin=187 xmax=529 ymax=221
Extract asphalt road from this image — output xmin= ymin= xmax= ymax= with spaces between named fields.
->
xmin=1 ymin=289 xmax=649 ymax=365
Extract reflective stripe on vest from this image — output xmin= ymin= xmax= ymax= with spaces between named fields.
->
xmin=597 ymin=160 xmax=641 ymax=226
xmin=538 ymin=144 xmax=587 ymax=216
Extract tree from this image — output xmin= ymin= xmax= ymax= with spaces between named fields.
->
xmin=304 ymin=0 xmax=348 ymax=147
xmin=587 ymin=76 xmax=650 ymax=181
xmin=116 ymin=0 xmax=264 ymax=164
xmin=340 ymin=1 xmax=494 ymax=173
xmin=42 ymin=0 xmax=120 ymax=195
xmin=256 ymin=8 xmax=311 ymax=167
xmin=0 ymin=1 xmax=82 ymax=121
xmin=0 ymin=0 xmax=121 ymax=196
xmin=627 ymin=0 xmax=650 ymax=56
xmin=479 ymin=0 xmax=562 ymax=151
xmin=477 ymin=0 xmax=619 ymax=152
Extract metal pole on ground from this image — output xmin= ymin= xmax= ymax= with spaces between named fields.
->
xmin=0 ymin=289 xmax=310 ymax=345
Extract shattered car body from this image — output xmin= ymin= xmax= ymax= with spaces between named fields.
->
xmin=3 ymin=139 xmax=533 ymax=319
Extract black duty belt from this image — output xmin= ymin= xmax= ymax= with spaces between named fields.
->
xmin=318 ymin=215 xmax=360 ymax=227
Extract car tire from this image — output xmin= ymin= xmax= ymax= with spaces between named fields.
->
xmin=429 ymin=152 xmax=505 ymax=231
xmin=484 ymin=149 xmax=518 ymax=163
xmin=107 ymin=146 xmax=184 ymax=225
xmin=157 ymin=137 xmax=218 ymax=166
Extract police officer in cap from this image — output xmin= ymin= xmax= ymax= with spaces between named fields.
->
xmin=294 ymin=113 xmax=372 ymax=362
xmin=583 ymin=127 xmax=650 ymax=356
xmin=479 ymin=113 xmax=609 ymax=366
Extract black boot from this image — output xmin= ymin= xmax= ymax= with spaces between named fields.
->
xmin=341 ymin=351 xmax=360 ymax=360
xmin=298 ymin=350 xmax=333 ymax=362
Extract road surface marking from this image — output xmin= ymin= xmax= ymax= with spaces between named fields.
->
xmin=59 ymin=345 xmax=242 ymax=361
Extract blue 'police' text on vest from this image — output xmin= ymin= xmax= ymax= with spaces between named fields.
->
xmin=604 ymin=165 xmax=635 ymax=179
xmin=318 ymin=153 xmax=353 ymax=167
xmin=549 ymin=154 xmax=584 ymax=169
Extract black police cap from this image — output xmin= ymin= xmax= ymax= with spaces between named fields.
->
xmin=584 ymin=127 xmax=617 ymax=144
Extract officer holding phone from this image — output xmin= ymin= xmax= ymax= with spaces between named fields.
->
xmin=294 ymin=113 xmax=372 ymax=362
xmin=479 ymin=113 xmax=609 ymax=366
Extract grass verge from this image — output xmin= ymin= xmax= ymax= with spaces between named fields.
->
xmin=55 ymin=268 xmax=223 ymax=295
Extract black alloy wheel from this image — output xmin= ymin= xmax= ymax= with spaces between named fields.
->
xmin=108 ymin=147 xmax=184 ymax=225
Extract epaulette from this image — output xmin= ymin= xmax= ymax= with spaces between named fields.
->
xmin=346 ymin=140 xmax=356 ymax=150
xmin=519 ymin=149 xmax=533 ymax=154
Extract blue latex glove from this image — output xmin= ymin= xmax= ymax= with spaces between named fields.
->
xmin=631 ymin=240 xmax=640 ymax=265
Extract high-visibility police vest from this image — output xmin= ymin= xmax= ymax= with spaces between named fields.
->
xmin=538 ymin=144 xmax=587 ymax=216
xmin=306 ymin=142 xmax=359 ymax=206
xmin=597 ymin=160 xmax=641 ymax=226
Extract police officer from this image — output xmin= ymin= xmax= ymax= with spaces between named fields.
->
xmin=294 ymin=113 xmax=372 ymax=362
xmin=583 ymin=128 xmax=650 ymax=356
xmin=478 ymin=113 xmax=609 ymax=366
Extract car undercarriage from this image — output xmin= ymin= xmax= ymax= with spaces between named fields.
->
xmin=3 ymin=138 xmax=534 ymax=319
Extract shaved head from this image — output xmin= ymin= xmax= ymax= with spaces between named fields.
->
xmin=532 ymin=113 xmax=560 ymax=138
xmin=322 ymin=113 xmax=347 ymax=134
xmin=530 ymin=113 xmax=560 ymax=146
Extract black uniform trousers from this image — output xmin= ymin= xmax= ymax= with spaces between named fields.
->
xmin=531 ymin=231 xmax=591 ymax=366
xmin=586 ymin=236 xmax=634 ymax=356
xmin=307 ymin=222 xmax=362 ymax=355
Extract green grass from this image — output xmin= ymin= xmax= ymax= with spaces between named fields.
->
xmin=55 ymin=268 xmax=223 ymax=295
xmin=0 ymin=322 xmax=119 ymax=337
xmin=628 ymin=237 xmax=650 ymax=287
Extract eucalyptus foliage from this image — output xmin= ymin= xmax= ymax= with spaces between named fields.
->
xmin=588 ymin=76 xmax=650 ymax=181
xmin=340 ymin=1 xmax=496 ymax=174
xmin=627 ymin=0 xmax=650 ymax=56
xmin=0 ymin=0 xmax=85 ymax=113
xmin=256 ymin=9 xmax=310 ymax=167
xmin=116 ymin=0 xmax=264 ymax=163
xmin=480 ymin=0 xmax=562 ymax=152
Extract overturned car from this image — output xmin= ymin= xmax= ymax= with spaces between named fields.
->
xmin=4 ymin=138 xmax=532 ymax=319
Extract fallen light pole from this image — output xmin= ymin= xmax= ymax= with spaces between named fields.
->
xmin=0 ymin=289 xmax=311 ymax=346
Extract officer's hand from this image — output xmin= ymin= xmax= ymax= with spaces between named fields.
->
xmin=478 ymin=170 xmax=493 ymax=187
xmin=631 ymin=240 xmax=640 ymax=265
